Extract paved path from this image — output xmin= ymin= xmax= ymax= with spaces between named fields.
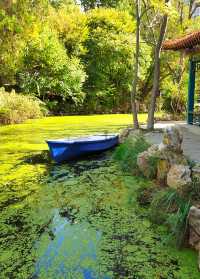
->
xmin=144 ymin=122 xmax=200 ymax=163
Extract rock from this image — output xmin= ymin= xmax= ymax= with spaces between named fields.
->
xmin=148 ymin=144 xmax=159 ymax=154
xmin=137 ymin=126 xmax=191 ymax=188
xmin=119 ymin=127 xmax=132 ymax=143
xmin=137 ymin=144 xmax=158 ymax=178
xmin=158 ymin=150 xmax=188 ymax=166
xmin=188 ymin=206 xmax=200 ymax=249
xmin=167 ymin=164 xmax=191 ymax=189
xmin=160 ymin=126 xmax=183 ymax=153
xmin=119 ymin=127 xmax=140 ymax=144
xmin=137 ymin=150 xmax=151 ymax=177
xmin=192 ymin=164 xmax=200 ymax=182
xmin=157 ymin=159 xmax=170 ymax=185
xmin=188 ymin=206 xmax=200 ymax=270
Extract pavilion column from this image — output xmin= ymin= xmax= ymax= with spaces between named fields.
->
xmin=187 ymin=60 xmax=196 ymax=125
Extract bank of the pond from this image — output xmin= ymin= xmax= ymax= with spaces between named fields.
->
xmin=0 ymin=114 xmax=199 ymax=278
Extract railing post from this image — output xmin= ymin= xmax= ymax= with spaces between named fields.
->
xmin=187 ymin=60 xmax=196 ymax=124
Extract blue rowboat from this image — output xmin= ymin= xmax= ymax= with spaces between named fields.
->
xmin=46 ymin=134 xmax=119 ymax=163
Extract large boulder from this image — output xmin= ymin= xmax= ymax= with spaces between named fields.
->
xmin=156 ymin=126 xmax=188 ymax=186
xmin=158 ymin=150 xmax=188 ymax=166
xmin=137 ymin=144 xmax=159 ymax=178
xmin=167 ymin=164 xmax=191 ymax=189
xmin=137 ymin=125 xmax=191 ymax=187
xmin=188 ymin=206 xmax=200 ymax=270
xmin=157 ymin=159 xmax=170 ymax=185
xmin=159 ymin=126 xmax=183 ymax=153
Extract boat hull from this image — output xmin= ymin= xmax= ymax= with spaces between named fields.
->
xmin=47 ymin=135 xmax=118 ymax=163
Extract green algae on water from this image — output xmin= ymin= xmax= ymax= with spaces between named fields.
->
xmin=0 ymin=114 xmax=199 ymax=278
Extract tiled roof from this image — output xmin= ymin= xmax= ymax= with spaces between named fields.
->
xmin=162 ymin=31 xmax=200 ymax=51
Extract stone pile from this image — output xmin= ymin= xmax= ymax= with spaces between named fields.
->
xmin=136 ymin=126 xmax=200 ymax=269
xmin=137 ymin=126 xmax=192 ymax=189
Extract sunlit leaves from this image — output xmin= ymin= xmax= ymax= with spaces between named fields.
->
xmin=19 ymin=27 xmax=86 ymax=107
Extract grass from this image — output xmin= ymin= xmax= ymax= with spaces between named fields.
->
xmin=113 ymin=135 xmax=150 ymax=173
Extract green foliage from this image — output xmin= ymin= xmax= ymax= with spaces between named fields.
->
xmin=0 ymin=0 xmax=49 ymax=85
xmin=183 ymin=176 xmax=200 ymax=202
xmin=80 ymin=0 xmax=122 ymax=10
xmin=0 ymin=87 xmax=46 ymax=124
xmin=0 ymin=0 xmax=199 ymax=116
xmin=82 ymin=7 xmax=152 ymax=113
xmin=82 ymin=8 xmax=136 ymax=112
xmin=150 ymin=189 xmax=191 ymax=247
xmin=19 ymin=28 xmax=86 ymax=111
xmin=136 ymin=183 xmax=156 ymax=207
xmin=49 ymin=0 xmax=75 ymax=9
xmin=161 ymin=78 xmax=187 ymax=115
xmin=147 ymin=155 xmax=159 ymax=179
xmin=49 ymin=3 xmax=88 ymax=56
xmin=0 ymin=8 xmax=25 ymax=84
xmin=113 ymin=135 xmax=150 ymax=173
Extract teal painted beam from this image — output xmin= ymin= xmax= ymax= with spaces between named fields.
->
xmin=187 ymin=60 xmax=196 ymax=124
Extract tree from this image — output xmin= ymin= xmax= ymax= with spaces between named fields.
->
xmin=19 ymin=28 xmax=86 ymax=111
xmin=82 ymin=7 xmax=152 ymax=113
xmin=49 ymin=3 xmax=88 ymax=56
xmin=80 ymin=0 xmax=121 ymax=10
xmin=130 ymin=0 xmax=140 ymax=129
xmin=83 ymin=8 xmax=135 ymax=113
xmin=146 ymin=0 xmax=170 ymax=129
xmin=0 ymin=0 xmax=50 ymax=87
xmin=49 ymin=0 xmax=75 ymax=8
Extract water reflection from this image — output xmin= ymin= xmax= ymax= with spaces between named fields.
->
xmin=34 ymin=210 xmax=109 ymax=279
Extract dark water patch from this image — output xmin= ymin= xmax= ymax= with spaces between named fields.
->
xmin=23 ymin=151 xmax=51 ymax=165
xmin=48 ymin=150 xmax=113 ymax=182
xmin=59 ymin=207 xmax=79 ymax=224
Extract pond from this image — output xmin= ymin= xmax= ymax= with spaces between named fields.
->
xmin=0 ymin=114 xmax=199 ymax=279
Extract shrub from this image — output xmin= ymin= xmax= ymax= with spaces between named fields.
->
xmin=0 ymin=88 xmax=46 ymax=124
xmin=137 ymin=184 xmax=156 ymax=207
xmin=149 ymin=189 xmax=191 ymax=247
xmin=113 ymin=135 xmax=150 ymax=174
xmin=161 ymin=80 xmax=186 ymax=115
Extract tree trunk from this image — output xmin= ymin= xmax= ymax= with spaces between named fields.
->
xmin=147 ymin=7 xmax=169 ymax=130
xmin=131 ymin=0 xmax=140 ymax=129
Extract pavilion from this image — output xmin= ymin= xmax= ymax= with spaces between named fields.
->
xmin=162 ymin=31 xmax=200 ymax=125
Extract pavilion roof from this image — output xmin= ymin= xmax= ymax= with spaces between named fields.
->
xmin=162 ymin=31 xmax=200 ymax=51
